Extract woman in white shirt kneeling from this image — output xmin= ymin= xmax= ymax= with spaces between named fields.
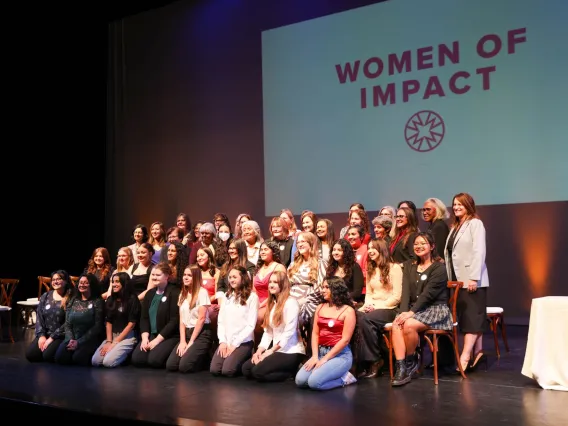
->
xmin=166 ymin=265 xmax=212 ymax=373
xmin=210 ymin=265 xmax=259 ymax=377
xmin=242 ymin=271 xmax=305 ymax=381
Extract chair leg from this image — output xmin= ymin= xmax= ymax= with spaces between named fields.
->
xmin=387 ymin=331 xmax=394 ymax=380
xmin=499 ymin=314 xmax=510 ymax=352
xmin=491 ymin=316 xmax=501 ymax=359
xmin=8 ymin=310 xmax=13 ymax=343
xmin=432 ymin=334 xmax=439 ymax=385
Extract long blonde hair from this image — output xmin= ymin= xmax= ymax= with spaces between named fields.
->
xmin=287 ymin=231 xmax=319 ymax=283
xmin=263 ymin=271 xmax=292 ymax=328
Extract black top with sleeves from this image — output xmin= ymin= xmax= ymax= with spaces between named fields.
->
xmin=140 ymin=284 xmax=180 ymax=338
xmin=399 ymin=261 xmax=448 ymax=313
xmin=106 ymin=294 xmax=141 ymax=334
xmin=35 ymin=290 xmax=66 ymax=340
xmin=64 ymin=297 xmax=105 ymax=345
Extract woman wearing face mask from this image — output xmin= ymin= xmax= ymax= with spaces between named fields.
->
xmin=92 ymin=272 xmax=140 ymax=368
xmin=243 ymin=271 xmax=305 ymax=382
xmin=166 ymin=265 xmax=212 ymax=373
xmin=131 ymin=262 xmax=181 ymax=369
xmin=217 ymin=223 xmax=234 ymax=249
xmin=210 ymin=266 xmax=259 ymax=377
xmin=55 ymin=274 xmax=104 ymax=366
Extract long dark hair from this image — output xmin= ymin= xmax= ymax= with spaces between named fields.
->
xmin=51 ymin=269 xmax=72 ymax=309
xmin=66 ymin=273 xmax=101 ymax=309
xmin=326 ymin=239 xmax=354 ymax=283
xmin=366 ymin=239 xmax=393 ymax=292
xmin=412 ymin=232 xmax=443 ymax=264
xmin=226 ymin=266 xmax=252 ymax=306
xmin=254 ymin=240 xmax=282 ymax=275
xmin=106 ymin=272 xmax=134 ymax=313
xmin=325 ymin=276 xmax=353 ymax=308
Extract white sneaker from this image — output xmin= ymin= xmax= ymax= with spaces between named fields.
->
xmin=341 ymin=371 xmax=357 ymax=386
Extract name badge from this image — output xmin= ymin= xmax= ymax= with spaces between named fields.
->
xmin=280 ymin=245 xmax=285 ymax=251
xmin=88 ymin=303 xmax=93 ymax=309
xmin=328 ymin=320 xmax=335 ymax=327
xmin=357 ymin=255 xmax=362 ymax=261
xmin=420 ymin=274 xmax=427 ymax=281
xmin=162 ymin=296 xmax=167 ymax=302
xmin=118 ymin=306 xmax=123 ymax=312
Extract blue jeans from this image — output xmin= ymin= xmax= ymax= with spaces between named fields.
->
xmin=295 ymin=345 xmax=352 ymax=390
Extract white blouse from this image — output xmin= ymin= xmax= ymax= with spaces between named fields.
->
xmin=180 ymin=288 xmax=211 ymax=328
xmin=218 ymin=292 xmax=259 ymax=347
xmin=259 ymin=297 xmax=305 ymax=355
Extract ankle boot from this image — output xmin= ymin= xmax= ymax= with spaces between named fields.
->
xmin=362 ymin=359 xmax=384 ymax=379
xmin=406 ymin=352 xmax=421 ymax=377
xmin=392 ymin=360 xmax=411 ymax=386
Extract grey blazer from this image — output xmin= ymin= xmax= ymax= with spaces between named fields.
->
xmin=444 ymin=218 xmax=489 ymax=288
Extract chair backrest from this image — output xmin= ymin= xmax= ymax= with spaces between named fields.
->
xmin=37 ymin=276 xmax=52 ymax=298
xmin=447 ymin=281 xmax=464 ymax=324
xmin=70 ymin=276 xmax=79 ymax=287
xmin=0 ymin=278 xmax=20 ymax=306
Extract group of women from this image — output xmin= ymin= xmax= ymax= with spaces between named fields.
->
xmin=25 ymin=192 xmax=490 ymax=390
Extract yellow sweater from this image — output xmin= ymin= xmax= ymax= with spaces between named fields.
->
xmin=362 ymin=263 xmax=403 ymax=309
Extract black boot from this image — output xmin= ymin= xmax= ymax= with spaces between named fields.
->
xmin=392 ymin=360 xmax=411 ymax=386
xmin=406 ymin=352 xmax=421 ymax=377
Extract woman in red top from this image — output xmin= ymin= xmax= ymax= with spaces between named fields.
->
xmin=295 ymin=276 xmax=357 ymax=390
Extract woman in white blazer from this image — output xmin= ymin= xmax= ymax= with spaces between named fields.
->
xmin=444 ymin=193 xmax=489 ymax=372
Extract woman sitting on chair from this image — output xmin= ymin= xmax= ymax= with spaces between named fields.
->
xmin=391 ymin=232 xmax=452 ymax=387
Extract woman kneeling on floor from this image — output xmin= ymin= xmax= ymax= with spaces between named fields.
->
xmin=92 ymin=272 xmax=140 ymax=368
xmin=295 ymin=277 xmax=357 ymax=390
xmin=243 ymin=271 xmax=305 ymax=382
xmin=391 ymin=232 xmax=452 ymax=386
xmin=210 ymin=266 xmax=258 ymax=377
xmin=166 ymin=265 xmax=213 ymax=373
xmin=132 ymin=262 xmax=180 ymax=369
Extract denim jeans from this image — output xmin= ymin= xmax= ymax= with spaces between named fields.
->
xmin=295 ymin=345 xmax=353 ymax=390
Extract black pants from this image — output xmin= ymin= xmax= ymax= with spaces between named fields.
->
xmin=210 ymin=341 xmax=253 ymax=377
xmin=242 ymin=352 xmax=303 ymax=382
xmin=357 ymin=309 xmax=396 ymax=363
xmin=26 ymin=337 xmax=64 ymax=363
xmin=166 ymin=327 xmax=212 ymax=373
xmin=131 ymin=337 xmax=179 ymax=369
xmin=54 ymin=339 xmax=101 ymax=366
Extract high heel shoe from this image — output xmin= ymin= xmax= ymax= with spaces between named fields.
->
xmin=469 ymin=352 xmax=488 ymax=371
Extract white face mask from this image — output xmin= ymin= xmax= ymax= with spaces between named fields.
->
xmin=218 ymin=232 xmax=231 ymax=242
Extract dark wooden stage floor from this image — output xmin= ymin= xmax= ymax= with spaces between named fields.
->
xmin=0 ymin=326 xmax=566 ymax=426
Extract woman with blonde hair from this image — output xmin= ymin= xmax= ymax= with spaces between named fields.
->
xmin=243 ymin=271 xmax=305 ymax=382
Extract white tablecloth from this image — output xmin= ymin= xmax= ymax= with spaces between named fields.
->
xmin=521 ymin=296 xmax=568 ymax=391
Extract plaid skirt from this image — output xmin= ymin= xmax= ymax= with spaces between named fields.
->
xmin=409 ymin=304 xmax=453 ymax=330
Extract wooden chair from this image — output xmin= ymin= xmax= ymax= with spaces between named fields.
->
xmin=486 ymin=307 xmax=510 ymax=359
xmin=16 ymin=276 xmax=51 ymax=329
xmin=423 ymin=281 xmax=467 ymax=385
xmin=384 ymin=281 xmax=468 ymax=385
xmin=0 ymin=278 xmax=20 ymax=343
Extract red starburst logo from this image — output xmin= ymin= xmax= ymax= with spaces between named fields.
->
xmin=404 ymin=110 xmax=445 ymax=152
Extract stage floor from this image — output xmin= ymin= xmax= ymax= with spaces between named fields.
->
xmin=0 ymin=326 xmax=566 ymax=426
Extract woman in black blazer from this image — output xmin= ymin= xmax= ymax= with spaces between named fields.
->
xmin=422 ymin=198 xmax=450 ymax=254
xmin=389 ymin=207 xmax=419 ymax=263
xmin=132 ymin=262 xmax=180 ymax=369
xmin=390 ymin=232 xmax=453 ymax=387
